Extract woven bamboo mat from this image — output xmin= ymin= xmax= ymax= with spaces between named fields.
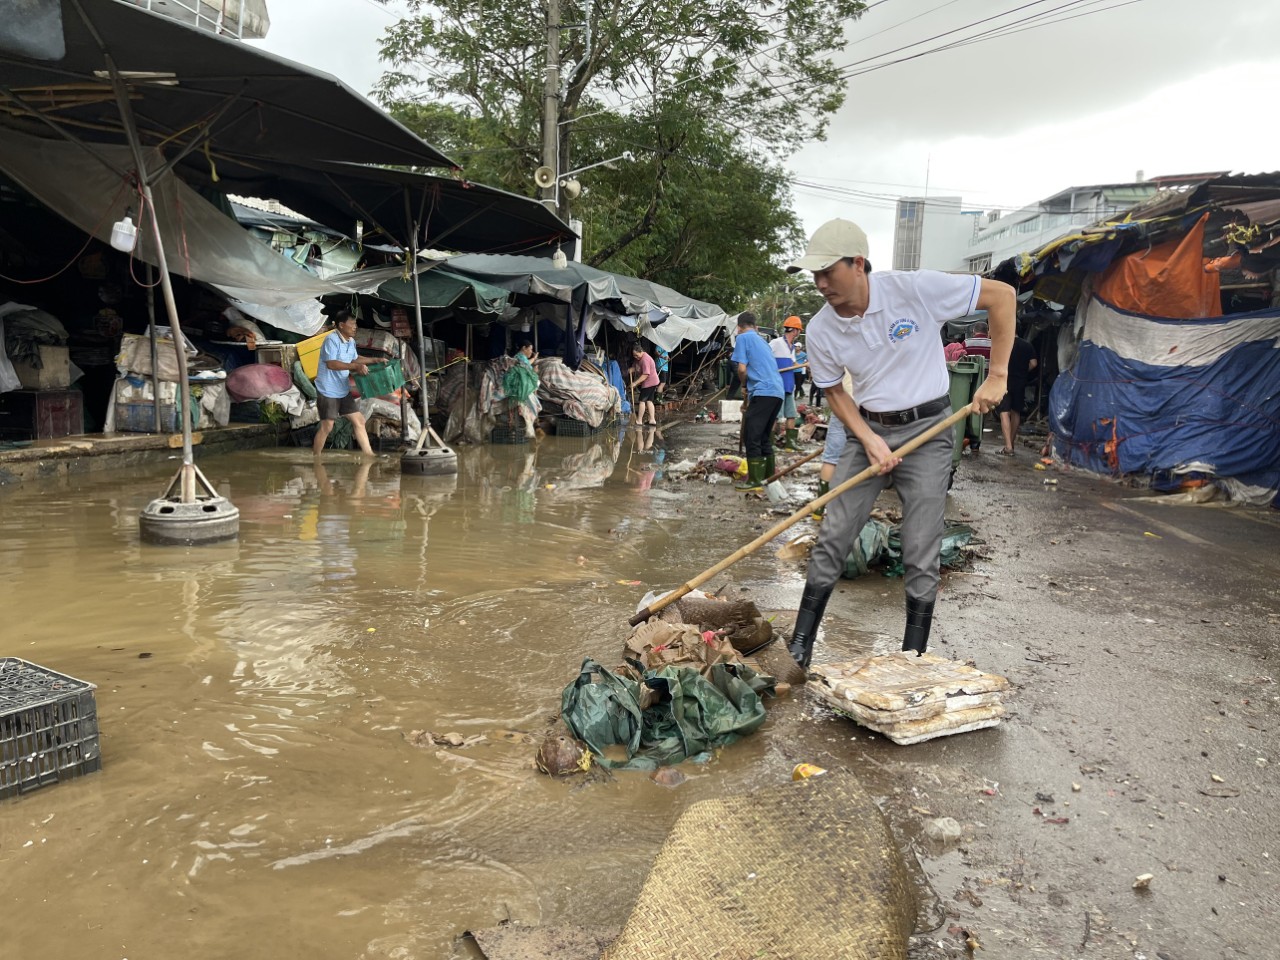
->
xmin=602 ymin=773 xmax=916 ymax=960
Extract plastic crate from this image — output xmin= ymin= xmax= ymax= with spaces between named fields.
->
xmin=296 ymin=330 xmax=328 ymax=380
xmin=114 ymin=401 xmax=177 ymax=433
xmin=288 ymin=422 xmax=319 ymax=447
xmin=556 ymin=415 xmax=598 ymax=437
xmin=353 ymin=358 xmax=404 ymax=399
xmin=1 ymin=658 xmax=101 ymax=800
xmin=229 ymin=400 xmax=263 ymax=423
xmin=489 ymin=425 xmax=528 ymax=444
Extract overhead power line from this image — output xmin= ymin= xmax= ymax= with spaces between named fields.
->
xmin=755 ymin=0 xmax=1149 ymax=105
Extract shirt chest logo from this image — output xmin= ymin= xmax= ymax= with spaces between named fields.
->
xmin=888 ymin=318 xmax=919 ymax=342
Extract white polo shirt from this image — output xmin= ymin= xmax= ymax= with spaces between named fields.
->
xmin=806 ymin=270 xmax=981 ymax=412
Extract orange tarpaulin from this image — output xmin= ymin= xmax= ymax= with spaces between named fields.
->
xmin=1094 ymin=213 xmax=1221 ymax=319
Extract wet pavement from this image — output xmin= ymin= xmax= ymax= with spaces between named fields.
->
xmin=1 ymin=420 xmax=1276 ymax=959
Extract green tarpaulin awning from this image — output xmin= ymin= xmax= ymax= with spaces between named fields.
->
xmin=373 ymin=265 xmax=510 ymax=316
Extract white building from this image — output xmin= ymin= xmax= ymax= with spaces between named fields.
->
xmin=893 ymin=179 xmax=1187 ymax=275
xmin=126 ymin=0 xmax=270 ymax=39
xmin=962 ymin=182 xmax=1160 ymax=274
xmin=892 ymin=196 xmax=984 ymax=271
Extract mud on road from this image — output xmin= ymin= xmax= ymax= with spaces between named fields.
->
xmin=662 ymin=421 xmax=1278 ymax=960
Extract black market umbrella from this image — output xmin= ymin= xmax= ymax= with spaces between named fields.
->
xmin=0 ymin=0 xmax=454 ymax=169
xmin=193 ymin=157 xmax=575 ymax=256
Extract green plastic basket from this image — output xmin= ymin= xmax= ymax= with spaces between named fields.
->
xmin=353 ymin=358 xmax=404 ymax=398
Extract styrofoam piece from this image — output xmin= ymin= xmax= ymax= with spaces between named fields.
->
xmin=636 ymin=588 xmax=710 ymax=615
xmin=809 ymin=652 xmax=1010 ymax=745
xmin=719 ymin=399 xmax=743 ymax=422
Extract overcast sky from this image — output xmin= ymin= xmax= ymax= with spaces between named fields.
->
xmin=256 ymin=0 xmax=1280 ymax=263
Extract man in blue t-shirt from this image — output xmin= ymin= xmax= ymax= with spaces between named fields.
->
xmin=313 ymin=308 xmax=376 ymax=456
xmin=729 ymin=312 xmax=785 ymax=491
xmin=654 ymin=346 xmax=671 ymax=407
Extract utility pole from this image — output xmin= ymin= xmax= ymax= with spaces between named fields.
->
xmin=541 ymin=0 xmax=561 ymax=213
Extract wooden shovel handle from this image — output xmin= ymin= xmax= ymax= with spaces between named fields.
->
xmin=763 ymin=447 xmax=822 ymax=484
xmin=628 ymin=404 xmax=973 ymax=626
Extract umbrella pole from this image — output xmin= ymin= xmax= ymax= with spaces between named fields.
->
xmin=100 ymin=50 xmax=237 ymax=542
xmin=399 ymin=213 xmax=457 ymax=475
xmin=107 ymin=59 xmax=193 ymax=491
xmin=411 ymin=220 xmax=431 ymax=450
xmin=145 ymin=264 xmax=161 ymax=433
xmin=399 ymin=337 xmax=409 ymax=445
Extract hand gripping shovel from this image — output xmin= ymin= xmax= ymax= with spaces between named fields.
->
xmin=629 ymin=404 xmax=975 ymax=626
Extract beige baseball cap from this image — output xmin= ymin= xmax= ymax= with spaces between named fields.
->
xmin=786 ymin=218 xmax=870 ymax=273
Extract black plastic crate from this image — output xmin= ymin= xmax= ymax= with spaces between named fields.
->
xmin=1 ymin=658 xmax=101 ymax=800
xmin=229 ymin=400 xmax=263 ymax=423
xmin=556 ymin=416 xmax=598 ymax=437
xmin=287 ymin=422 xmax=319 ymax=447
xmin=489 ymin=426 xmax=528 ymax=445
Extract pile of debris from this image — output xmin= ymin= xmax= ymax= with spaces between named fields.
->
xmin=548 ymin=592 xmax=804 ymax=774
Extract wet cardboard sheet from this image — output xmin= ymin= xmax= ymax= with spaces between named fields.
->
xmin=810 ymin=652 xmax=1010 ymax=745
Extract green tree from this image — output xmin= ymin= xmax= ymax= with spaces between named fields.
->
xmin=744 ymin=275 xmax=827 ymax=327
xmin=376 ymin=0 xmax=865 ymax=305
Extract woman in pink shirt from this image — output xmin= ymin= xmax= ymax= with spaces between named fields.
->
xmin=629 ymin=344 xmax=661 ymax=426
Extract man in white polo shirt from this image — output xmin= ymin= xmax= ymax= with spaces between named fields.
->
xmin=784 ymin=219 xmax=1015 ymax=668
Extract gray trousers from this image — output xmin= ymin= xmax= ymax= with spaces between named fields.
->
xmin=806 ymin=407 xmax=954 ymax=602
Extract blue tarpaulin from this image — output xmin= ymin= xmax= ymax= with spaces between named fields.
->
xmin=606 ymin=360 xmax=632 ymax=415
xmin=1049 ymin=296 xmax=1280 ymax=505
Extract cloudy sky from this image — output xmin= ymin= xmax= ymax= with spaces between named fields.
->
xmin=256 ymin=0 xmax=1280 ymax=263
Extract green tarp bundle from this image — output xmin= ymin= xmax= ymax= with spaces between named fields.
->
xmin=844 ymin=519 xmax=974 ymax=580
xmin=560 ymin=658 xmax=775 ymax=771
xmin=502 ymin=361 xmax=539 ymax=405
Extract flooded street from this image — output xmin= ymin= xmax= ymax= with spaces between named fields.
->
xmin=1 ymin=429 xmax=802 ymax=960
xmin=3 ymin=423 xmax=1278 ymax=959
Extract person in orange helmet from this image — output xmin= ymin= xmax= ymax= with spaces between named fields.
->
xmin=771 ymin=315 xmax=805 ymax=450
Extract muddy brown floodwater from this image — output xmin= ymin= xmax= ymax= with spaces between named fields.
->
xmin=2 ymin=422 xmax=1277 ymax=960
xmin=0 ymin=432 xmax=801 ymax=960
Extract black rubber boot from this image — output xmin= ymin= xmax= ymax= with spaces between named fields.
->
xmin=902 ymin=595 xmax=935 ymax=656
xmin=787 ymin=584 xmax=833 ymax=669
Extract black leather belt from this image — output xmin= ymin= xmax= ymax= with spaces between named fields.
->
xmin=859 ymin=395 xmax=949 ymax=426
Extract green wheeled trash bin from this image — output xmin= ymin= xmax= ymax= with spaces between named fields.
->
xmin=946 ymin=357 xmax=987 ymax=487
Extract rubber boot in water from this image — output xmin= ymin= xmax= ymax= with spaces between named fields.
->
xmin=735 ymin=457 xmax=766 ymax=492
xmin=811 ymin=479 xmax=830 ymax=520
xmin=787 ymin=583 xmax=833 ymax=669
xmin=902 ymin=595 xmax=935 ymax=656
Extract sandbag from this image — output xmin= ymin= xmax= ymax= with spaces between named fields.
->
xmin=661 ymin=596 xmax=773 ymax=655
